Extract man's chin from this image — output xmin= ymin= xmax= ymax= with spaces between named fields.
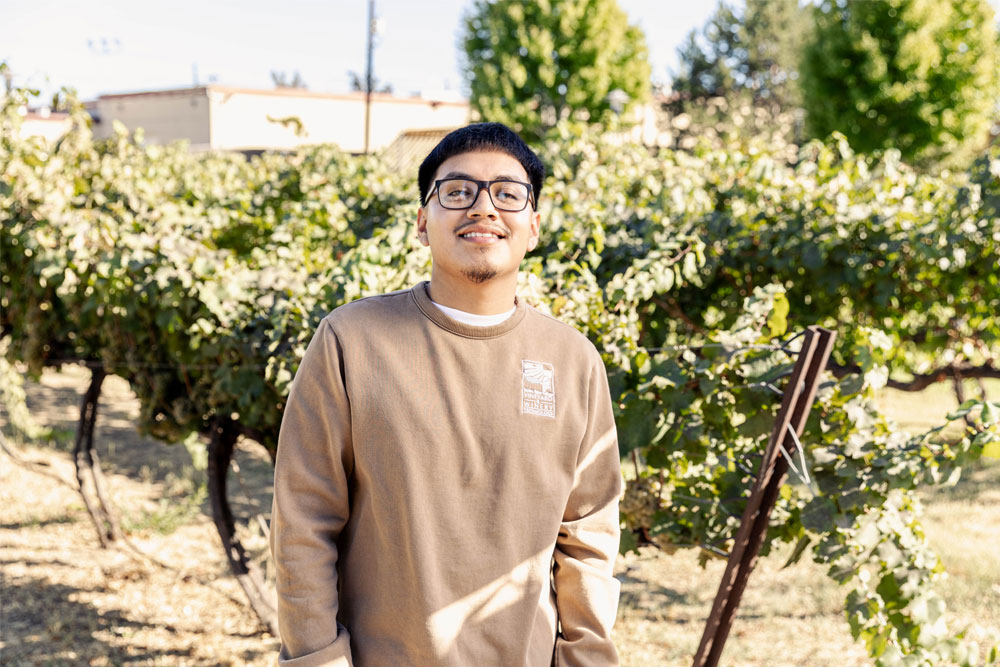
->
xmin=461 ymin=263 xmax=499 ymax=284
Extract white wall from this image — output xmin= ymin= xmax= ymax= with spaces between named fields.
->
xmin=206 ymin=87 xmax=469 ymax=152
xmin=90 ymin=86 xmax=469 ymax=153
xmin=94 ymin=88 xmax=211 ymax=148
xmin=19 ymin=112 xmax=73 ymax=143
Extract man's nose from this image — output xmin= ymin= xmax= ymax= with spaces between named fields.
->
xmin=468 ymin=187 xmax=499 ymax=219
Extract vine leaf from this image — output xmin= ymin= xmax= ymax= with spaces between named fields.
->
xmin=781 ymin=534 xmax=812 ymax=569
xmin=765 ymin=292 xmax=789 ymax=337
xmin=982 ymin=439 xmax=1000 ymax=459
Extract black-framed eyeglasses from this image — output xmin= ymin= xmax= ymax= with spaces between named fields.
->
xmin=425 ymin=178 xmax=534 ymax=212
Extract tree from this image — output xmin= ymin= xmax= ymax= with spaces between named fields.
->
xmin=2 ymin=62 xmax=12 ymax=94
xmin=461 ymin=0 xmax=650 ymax=138
xmin=270 ymin=70 xmax=307 ymax=89
xmin=800 ymin=0 xmax=1000 ymax=168
xmin=670 ymin=0 xmax=809 ymax=110
xmin=347 ymin=70 xmax=392 ymax=95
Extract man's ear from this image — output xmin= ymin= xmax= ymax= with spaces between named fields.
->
xmin=416 ymin=207 xmax=430 ymax=247
xmin=527 ymin=210 xmax=541 ymax=252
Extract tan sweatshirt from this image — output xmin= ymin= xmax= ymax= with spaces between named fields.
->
xmin=270 ymin=282 xmax=622 ymax=666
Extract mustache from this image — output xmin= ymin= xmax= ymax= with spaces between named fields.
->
xmin=455 ymin=221 xmax=510 ymax=237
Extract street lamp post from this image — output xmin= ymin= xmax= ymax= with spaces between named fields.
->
xmin=363 ymin=0 xmax=375 ymax=154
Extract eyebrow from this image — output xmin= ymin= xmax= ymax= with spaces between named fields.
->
xmin=440 ymin=171 xmax=526 ymax=182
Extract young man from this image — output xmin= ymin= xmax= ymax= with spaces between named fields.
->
xmin=270 ymin=122 xmax=622 ymax=666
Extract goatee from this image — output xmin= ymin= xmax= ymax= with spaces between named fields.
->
xmin=462 ymin=262 xmax=498 ymax=284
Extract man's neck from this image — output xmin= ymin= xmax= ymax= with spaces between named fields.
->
xmin=426 ymin=274 xmax=517 ymax=315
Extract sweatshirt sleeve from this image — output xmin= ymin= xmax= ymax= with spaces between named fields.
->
xmin=270 ymin=318 xmax=355 ymax=666
xmin=553 ymin=352 xmax=623 ymax=666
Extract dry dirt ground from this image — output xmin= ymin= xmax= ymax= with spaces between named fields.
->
xmin=1 ymin=366 xmax=280 ymax=665
xmin=1 ymin=366 xmax=997 ymax=666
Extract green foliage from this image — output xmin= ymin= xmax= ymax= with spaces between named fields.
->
xmin=3 ymin=88 xmax=1000 ymax=663
xmin=801 ymin=0 xmax=1000 ymax=169
xmin=1 ymin=88 xmax=422 ymax=448
xmin=670 ymin=134 xmax=1000 ymax=386
xmin=619 ymin=290 xmax=1000 ymax=665
xmin=0 ymin=337 xmax=57 ymax=443
xmin=671 ymin=0 xmax=809 ymax=110
xmin=461 ymin=0 xmax=650 ymax=138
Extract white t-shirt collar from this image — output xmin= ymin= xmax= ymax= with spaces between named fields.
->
xmin=429 ymin=300 xmax=517 ymax=327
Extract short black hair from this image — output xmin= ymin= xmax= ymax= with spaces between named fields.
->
xmin=418 ymin=122 xmax=546 ymax=208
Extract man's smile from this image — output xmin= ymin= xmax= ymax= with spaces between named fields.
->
xmin=457 ymin=224 xmax=508 ymax=243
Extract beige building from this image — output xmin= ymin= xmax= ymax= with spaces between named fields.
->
xmin=90 ymin=85 xmax=470 ymax=153
xmin=14 ymin=108 xmax=74 ymax=143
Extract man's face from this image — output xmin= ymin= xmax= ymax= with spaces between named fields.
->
xmin=417 ymin=150 xmax=540 ymax=287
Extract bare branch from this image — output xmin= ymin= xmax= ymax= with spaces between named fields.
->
xmin=827 ymin=361 xmax=1000 ymax=392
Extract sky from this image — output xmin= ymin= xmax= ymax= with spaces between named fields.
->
xmin=3 ymin=0 xmax=724 ymax=102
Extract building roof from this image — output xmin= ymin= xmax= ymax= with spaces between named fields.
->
xmin=382 ymin=128 xmax=455 ymax=175
xmin=97 ymin=84 xmax=468 ymax=108
xmin=23 ymin=109 xmax=71 ymax=122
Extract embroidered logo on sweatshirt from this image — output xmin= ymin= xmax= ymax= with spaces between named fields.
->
xmin=521 ymin=360 xmax=555 ymax=418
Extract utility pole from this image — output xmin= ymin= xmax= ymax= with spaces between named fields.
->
xmin=363 ymin=0 xmax=375 ymax=154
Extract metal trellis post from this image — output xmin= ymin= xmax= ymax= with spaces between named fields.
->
xmin=693 ymin=326 xmax=836 ymax=667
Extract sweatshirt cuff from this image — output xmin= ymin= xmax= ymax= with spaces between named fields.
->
xmin=278 ymin=631 xmax=353 ymax=667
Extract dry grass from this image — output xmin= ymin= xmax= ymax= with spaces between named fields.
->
xmin=1 ymin=366 xmax=279 ymax=665
xmin=1 ymin=367 xmax=997 ymax=665
xmin=614 ymin=545 xmax=871 ymax=666
xmin=905 ymin=383 xmax=1000 ymax=657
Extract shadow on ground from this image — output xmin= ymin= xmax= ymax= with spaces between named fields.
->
xmin=1 ymin=573 xmax=191 ymax=664
xmin=618 ymin=569 xmax=696 ymax=622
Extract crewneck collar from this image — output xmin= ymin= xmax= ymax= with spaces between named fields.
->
xmin=411 ymin=281 xmax=527 ymax=339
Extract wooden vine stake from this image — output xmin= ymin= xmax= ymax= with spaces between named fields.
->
xmin=694 ymin=326 xmax=836 ymax=667
xmin=207 ymin=417 xmax=279 ymax=636
xmin=72 ymin=367 xmax=123 ymax=547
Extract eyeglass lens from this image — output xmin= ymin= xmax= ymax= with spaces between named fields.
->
xmin=437 ymin=179 xmax=530 ymax=211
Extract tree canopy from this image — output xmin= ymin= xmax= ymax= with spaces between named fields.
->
xmin=461 ymin=0 xmax=650 ymax=138
xmin=800 ymin=0 xmax=1000 ymax=168
xmin=670 ymin=0 xmax=809 ymax=111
